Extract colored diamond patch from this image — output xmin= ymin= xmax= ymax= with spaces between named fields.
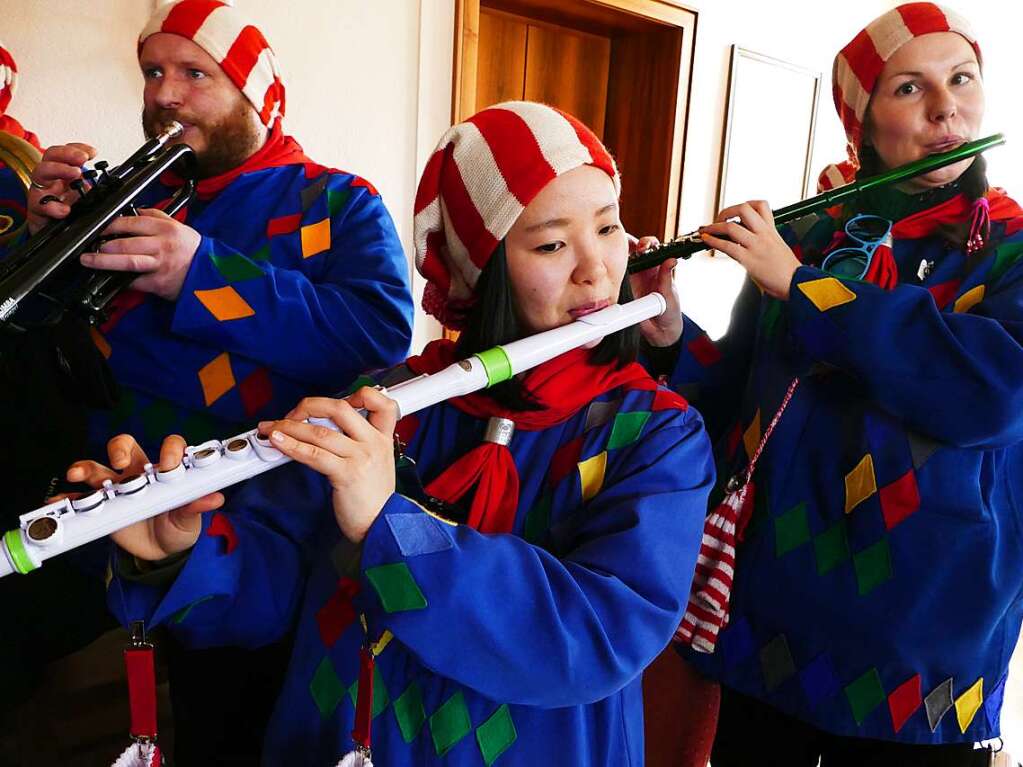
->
xmin=953 ymin=284 xmax=986 ymax=314
xmin=853 ymin=538 xmax=892 ymax=595
xmin=328 ymin=187 xmax=351 ymax=218
xmin=955 ymin=677 xmax=984 ymax=734
xmin=267 ymin=212 xmax=301 ymax=237
xmin=584 ymin=400 xmax=618 ymax=432
xmin=687 ymin=333 xmax=722 ymax=366
xmin=385 ymin=513 xmax=453 ymax=558
xmin=315 ymin=578 xmax=359 ymax=647
xmin=347 ymin=664 xmax=390 ymax=718
xmin=90 ymin=327 xmax=112 ymax=359
xmin=888 ymin=674 xmax=922 ymax=734
xmin=759 ymin=634 xmax=796 ymax=692
xmin=607 ymin=411 xmax=651 ymax=450
xmin=800 ymin=654 xmax=841 ymax=708
xmin=925 ymin=678 xmax=955 ymax=732
xmin=845 ymin=668 xmax=886 ymax=725
xmin=548 ymin=437 xmax=583 ymax=486
xmin=743 ymin=410 xmax=761 ymax=461
xmin=844 ymin=454 xmax=877 ymax=514
xmin=238 ymin=367 xmax=273 ymax=418
xmin=250 ymin=243 xmax=271 ymax=262
xmin=301 ymin=218 xmax=331 ymax=259
xmin=775 ymin=502 xmax=810 ymax=557
xmin=880 ymin=470 xmax=920 ymax=530
xmin=761 ymin=299 xmax=783 ymax=342
xmin=301 ymin=174 xmax=329 ymax=211
xmin=365 ymin=562 xmax=428 ymax=613
xmin=194 ymin=285 xmax=255 ymax=322
xmin=814 ymin=519 xmax=850 ymax=575
xmin=210 ymin=250 xmax=264 ymax=282
xmin=476 ymin=704 xmax=517 ymax=766
xmin=393 ymin=681 xmax=426 ymax=743
xmin=992 ymin=240 xmax=1023 ymax=282
xmin=309 ymin=657 xmax=345 ymax=719
xmin=198 ymin=352 xmax=236 ymax=407
xmin=429 ymin=691 xmax=472 ymax=756
xmin=798 ymin=276 xmax=857 ymax=311
xmin=578 ymin=452 xmax=607 ymax=501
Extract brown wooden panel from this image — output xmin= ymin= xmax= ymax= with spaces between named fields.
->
xmin=482 ymin=0 xmax=693 ymax=34
xmin=476 ymin=9 xmax=528 ymax=112
xmin=604 ymin=25 xmax=685 ymax=239
xmin=523 ymin=23 xmax=611 ymax=139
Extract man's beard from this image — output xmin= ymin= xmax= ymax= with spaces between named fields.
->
xmin=142 ymin=102 xmax=265 ymax=179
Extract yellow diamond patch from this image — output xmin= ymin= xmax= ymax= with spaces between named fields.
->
xmin=844 ymin=454 xmax=877 ymax=514
xmin=743 ymin=410 xmax=761 ymax=461
xmin=955 ymin=677 xmax=983 ymax=733
xmin=198 ymin=352 xmax=236 ymax=406
xmin=953 ymin=285 xmax=985 ymax=314
xmin=798 ymin=277 xmax=857 ymax=312
xmin=578 ymin=452 xmax=607 ymax=501
xmin=194 ymin=286 xmax=255 ymax=321
xmin=301 ymin=218 xmax=332 ymax=259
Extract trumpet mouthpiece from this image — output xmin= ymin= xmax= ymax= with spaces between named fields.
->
xmin=163 ymin=121 xmax=184 ymax=139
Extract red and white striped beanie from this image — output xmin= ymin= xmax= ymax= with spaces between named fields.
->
xmin=0 ymin=41 xmax=17 ymax=115
xmin=414 ymin=101 xmax=620 ymax=329
xmin=139 ymin=0 xmax=285 ymax=128
xmin=818 ymin=2 xmax=980 ymax=191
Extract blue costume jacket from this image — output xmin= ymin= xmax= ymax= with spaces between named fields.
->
xmin=109 ymin=373 xmax=713 ymax=765
xmin=88 ymin=157 xmax=413 ymax=457
xmin=671 ymin=201 xmax=1023 ymax=743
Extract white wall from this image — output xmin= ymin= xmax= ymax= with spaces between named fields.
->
xmin=2 ymin=0 xmax=445 ymax=352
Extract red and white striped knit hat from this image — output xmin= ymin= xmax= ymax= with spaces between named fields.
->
xmin=818 ymin=2 xmax=981 ymax=191
xmin=414 ymin=101 xmax=620 ymax=329
xmin=139 ymin=0 xmax=285 ymax=128
xmin=0 ymin=41 xmax=17 ymax=115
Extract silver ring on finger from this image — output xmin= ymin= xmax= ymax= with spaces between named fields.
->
xmin=29 ymin=179 xmax=50 ymax=190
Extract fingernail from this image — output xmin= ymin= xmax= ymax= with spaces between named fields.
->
xmin=257 ymin=421 xmax=270 ymax=431
xmin=271 ymin=430 xmax=285 ymax=443
xmin=80 ymin=254 xmax=93 ymax=264
xmin=67 ymin=467 xmax=82 ymax=480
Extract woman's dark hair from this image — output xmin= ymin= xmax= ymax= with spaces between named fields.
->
xmin=454 ymin=241 xmax=640 ymax=411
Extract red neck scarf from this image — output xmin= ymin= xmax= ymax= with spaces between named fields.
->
xmin=0 ymin=114 xmax=41 ymax=151
xmin=407 ymin=339 xmax=652 ymax=534
xmin=826 ymin=189 xmax=1023 ymax=290
xmin=160 ymin=123 xmax=312 ymax=202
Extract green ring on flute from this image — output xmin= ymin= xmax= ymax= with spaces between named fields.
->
xmin=4 ymin=529 xmax=37 ymax=574
xmin=477 ymin=346 xmax=514 ymax=386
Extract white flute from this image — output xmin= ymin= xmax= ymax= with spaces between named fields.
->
xmin=0 ymin=294 xmax=667 ymax=578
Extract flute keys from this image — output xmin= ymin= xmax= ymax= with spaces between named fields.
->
xmin=190 ymin=442 xmax=223 ymax=468
xmin=72 ymin=489 xmax=106 ymax=513
xmin=224 ymin=437 xmax=252 ymax=460
xmin=115 ymin=472 xmax=150 ymax=496
xmin=25 ymin=515 xmax=62 ymax=547
xmin=156 ymin=462 xmax=186 ymax=483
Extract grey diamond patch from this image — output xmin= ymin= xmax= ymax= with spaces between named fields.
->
xmin=908 ymin=430 xmax=942 ymax=469
xmin=759 ymin=634 xmax=796 ymax=692
xmin=301 ymin=174 xmax=330 ymax=211
xmin=925 ymin=677 xmax=954 ymax=732
xmin=584 ymin=400 xmax=619 ymax=432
